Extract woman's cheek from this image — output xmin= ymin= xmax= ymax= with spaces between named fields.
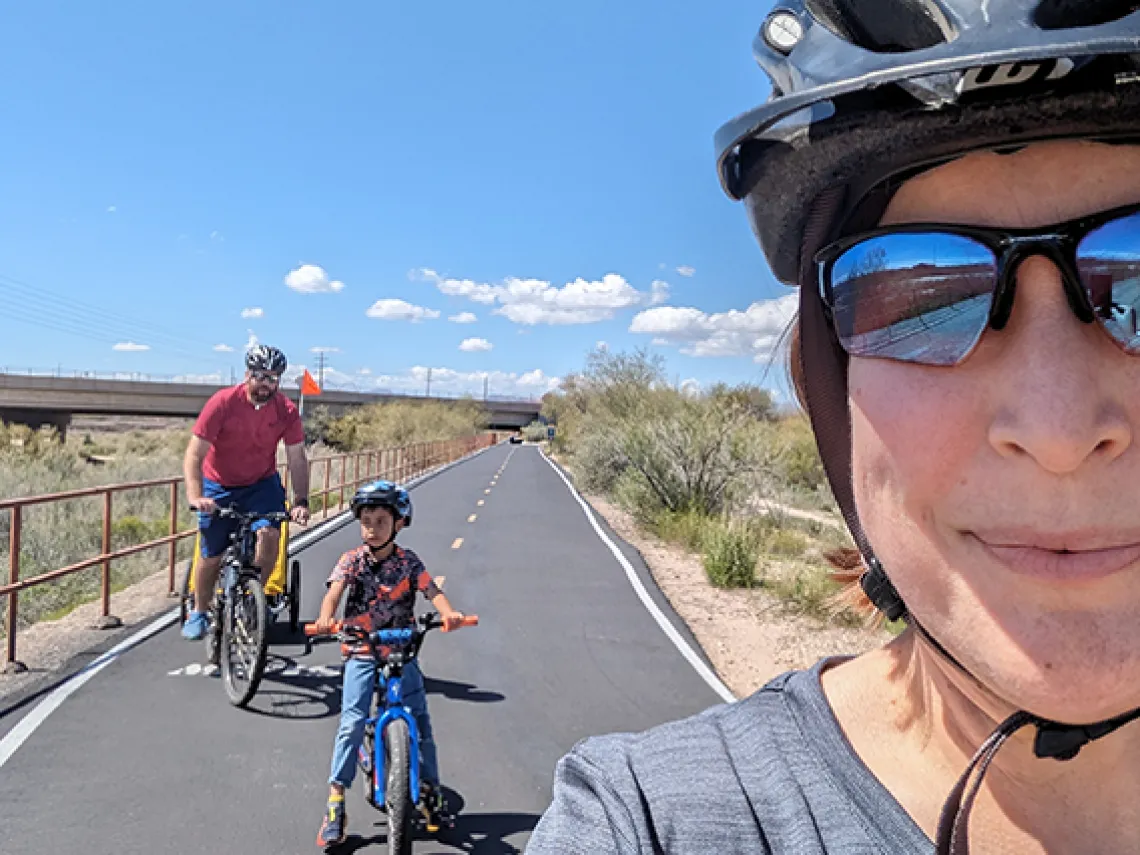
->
xmin=849 ymin=360 xmax=982 ymax=610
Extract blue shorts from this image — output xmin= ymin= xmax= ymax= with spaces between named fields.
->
xmin=198 ymin=474 xmax=287 ymax=558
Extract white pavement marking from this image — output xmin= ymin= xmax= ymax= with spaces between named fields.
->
xmin=451 ymin=538 xmax=464 ymax=550
xmin=477 ymin=500 xmax=485 ymax=507
xmin=0 ymin=609 xmax=180 ymax=770
xmin=0 ymin=441 xmax=507 ymax=768
xmin=539 ymin=448 xmax=736 ymax=704
xmin=468 ymin=514 xmax=477 ymax=523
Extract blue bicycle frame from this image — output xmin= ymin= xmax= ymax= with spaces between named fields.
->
xmin=359 ymin=627 xmax=423 ymax=806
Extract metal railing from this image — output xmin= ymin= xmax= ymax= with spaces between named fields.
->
xmin=0 ymin=433 xmax=499 ymax=672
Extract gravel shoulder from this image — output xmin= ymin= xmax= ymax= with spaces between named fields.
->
xmin=585 ymin=494 xmax=889 ymax=698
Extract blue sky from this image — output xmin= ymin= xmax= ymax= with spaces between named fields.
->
xmin=0 ymin=1 xmax=797 ymax=401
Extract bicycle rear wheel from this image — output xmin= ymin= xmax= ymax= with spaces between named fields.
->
xmin=288 ymin=559 xmax=301 ymax=633
xmin=384 ymin=718 xmax=413 ymax=855
xmin=220 ymin=574 xmax=269 ymax=707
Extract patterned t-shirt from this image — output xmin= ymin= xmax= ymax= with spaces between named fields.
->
xmin=327 ymin=544 xmax=442 ymax=659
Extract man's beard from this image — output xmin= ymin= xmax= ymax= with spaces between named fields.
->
xmin=250 ymin=386 xmax=273 ymax=405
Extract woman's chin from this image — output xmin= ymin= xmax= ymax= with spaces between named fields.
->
xmin=956 ymin=629 xmax=1140 ymax=724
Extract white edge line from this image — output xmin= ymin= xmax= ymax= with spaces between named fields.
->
xmin=0 ymin=609 xmax=179 ymax=768
xmin=0 ymin=440 xmax=505 ymax=769
xmin=539 ymin=448 xmax=736 ymax=704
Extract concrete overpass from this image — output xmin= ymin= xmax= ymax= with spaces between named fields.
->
xmin=0 ymin=373 xmax=541 ymax=434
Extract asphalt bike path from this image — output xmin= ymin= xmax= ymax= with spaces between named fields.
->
xmin=0 ymin=444 xmax=726 ymax=854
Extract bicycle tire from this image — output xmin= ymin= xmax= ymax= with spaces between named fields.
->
xmin=360 ymin=720 xmax=379 ymax=809
xmin=220 ymin=574 xmax=269 ymax=707
xmin=384 ymin=718 xmax=413 ymax=855
xmin=288 ymin=559 xmax=301 ymax=633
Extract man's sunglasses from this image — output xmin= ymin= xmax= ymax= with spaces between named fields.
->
xmin=814 ymin=203 xmax=1140 ymax=366
xmin=250 ymin=371 xmax=281 ymax=384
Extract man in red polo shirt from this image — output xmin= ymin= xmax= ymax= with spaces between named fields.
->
xmin=181 ymin=344 xmax=312 ymax=640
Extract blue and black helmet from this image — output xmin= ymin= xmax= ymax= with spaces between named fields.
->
xmin=350 ymin=480 xmax=413 ymax=527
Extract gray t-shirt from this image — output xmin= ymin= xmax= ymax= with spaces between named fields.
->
xmin=526 ymin=658 xmax=933 ymax=854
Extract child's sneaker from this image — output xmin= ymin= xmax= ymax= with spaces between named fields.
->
xmin=317 ymin=795 xmax=347 ymax=849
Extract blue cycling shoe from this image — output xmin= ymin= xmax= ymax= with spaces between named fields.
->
xmin=181 ymin=611 xmax=209 ymax=641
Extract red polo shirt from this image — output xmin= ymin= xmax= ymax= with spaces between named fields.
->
xmin=193 ymin=385 xmax=304 ymax=486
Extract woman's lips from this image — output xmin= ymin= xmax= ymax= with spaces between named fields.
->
xmin=975 ymin=537 xmax=1140 ymax=583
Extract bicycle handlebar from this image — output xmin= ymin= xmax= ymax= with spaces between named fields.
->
xmin=304 ymin=612 xmax=479 ymax=641
xmin=189 ymin=505 xmax=291 ymax=525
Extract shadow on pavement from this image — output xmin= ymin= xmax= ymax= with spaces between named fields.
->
xmin=334 ymin=787 xmax=538 ymax=855
xmin=423 ymin=676 xmax=506 ymax=704
xmin=243 ymin=653 xmax=342 ymax=720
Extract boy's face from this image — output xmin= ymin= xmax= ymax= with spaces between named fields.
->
xmin=359 ymin=505 xmax=403 ymax=548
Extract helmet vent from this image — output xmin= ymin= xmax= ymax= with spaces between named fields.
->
xmin=804 ymin=0 xmax=956 ymax=53
xmin=1034 ymin=0 xmax=1140 ymax=30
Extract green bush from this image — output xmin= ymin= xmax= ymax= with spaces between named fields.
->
xmin=324 ymin=399 xmax=488 ymax=451
xmin=522 ymin=420 xmax=549 ymax=443
xmin=651 ymin=508 xmax=708 ymax=553
xmin=702 ymin=521 xmax=759 ymax=589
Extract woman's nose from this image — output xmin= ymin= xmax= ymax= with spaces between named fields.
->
xmin=986 ymin=256 xmax=1132 ymax=473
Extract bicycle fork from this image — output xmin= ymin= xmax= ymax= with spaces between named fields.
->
xmin=359 ymin=674 xmax=422 ymax=806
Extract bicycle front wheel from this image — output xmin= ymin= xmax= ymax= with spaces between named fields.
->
xmin=220 ymin=574 xmax=269 ymax=707
xmin=384 ymin=718 xmax=413 ymax=855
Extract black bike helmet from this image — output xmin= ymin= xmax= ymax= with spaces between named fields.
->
xmin=245 ymin=344 xmax=288 ymax=374
xmin=350 ymin=480 xmax=413 ymax=527
xmin=715 ymin=3 xmax=1140 ymax=852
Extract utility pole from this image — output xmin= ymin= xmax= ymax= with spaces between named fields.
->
xmin=316 ymin=351 xmax=327 ymax=389
xmin=426 ymin=367 xmax=432 ymax=397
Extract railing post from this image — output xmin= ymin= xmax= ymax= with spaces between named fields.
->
xmin=323 ymin=458 xmax=331 ymax=512
xmin=339 ymin=455 xmax=347 ymax=509
xmin=354 ymin=454 xmax=360 ymax=490
xmin=168 ymin=482 xmax=179 ymax=596
xmin=96 ymin=491 xmax=122 ymax=629
xmin=4 ymin=507 xmax=26 ymax=673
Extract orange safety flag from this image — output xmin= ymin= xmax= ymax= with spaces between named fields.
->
xmin=301 ymin=369 xmax=322 ymax=396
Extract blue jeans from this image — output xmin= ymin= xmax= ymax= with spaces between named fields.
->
xmin=329 ymin=658 xmax=438 ymax=789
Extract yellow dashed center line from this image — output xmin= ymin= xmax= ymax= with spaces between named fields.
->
xmin=451 ymin=537 xmax=464 ymax=550
xmin=477 ymin=499 xmax=485 ymax=506
xmin=484 ymin=488 xmax=492 ymax=494
xmin=467 ymin=514 xmax=477 ymax=523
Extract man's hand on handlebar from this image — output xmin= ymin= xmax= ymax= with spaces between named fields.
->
xmin=290 ymin=504 xmax=310 ymax=526
xmin=191 ymin=496 xmax=218 ymax=515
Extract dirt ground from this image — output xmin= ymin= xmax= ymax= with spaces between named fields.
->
xmin=587 ymin=494 xmax=889 ymax=699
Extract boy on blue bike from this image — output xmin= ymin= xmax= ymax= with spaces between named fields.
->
xmin=313 ymin=480 xmax=467 ymax=849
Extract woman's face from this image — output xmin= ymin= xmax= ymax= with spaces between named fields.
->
xmin=851 ymin=140 xmax=1140 ymax=722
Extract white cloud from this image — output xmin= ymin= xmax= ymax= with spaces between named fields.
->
xmin=245 ymin=330 xmax=259 ymax=351
xmin=285 ymin=264 xmax=346 ymax=294
xmin=595 ymin=340 xmax=608 ymax=352
xmin=458 ymin=337 xmax=493 ymax=353
xmin=358 ymin=368 xmax=372 ymax=375
xmin=112 ymin=341 xmax=149 ymax=352
xmin=365 ymin=298 xmax=441 ymax=322
xmin=629 ymin=294 xmax=798 ymax=362
xmin=213 ymin=344 xmax=235 ymax=353
xmin=415 ymin=267 xmax=662 ymax=326
xmin=680 ymin=378 xmax=701 ymax=396
xmin=173 ymin=372 xmax=227 ymax=384
xmin=448 ymin=312 xmax=478 ymax=324
xmin=650 ymin=280 xmax=670 ymax=305
xmin=210 ymin=230 xmax=224 ymax=242
xmin=241 ymin=306 xmax=264 ymax=319
xmin=106 ymin=206 xmax=117 ymax=213
xmin=676 ymin=266 xmax=696 ymax=277
xmin=310 ymin=346 xmax=341 ymax=353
